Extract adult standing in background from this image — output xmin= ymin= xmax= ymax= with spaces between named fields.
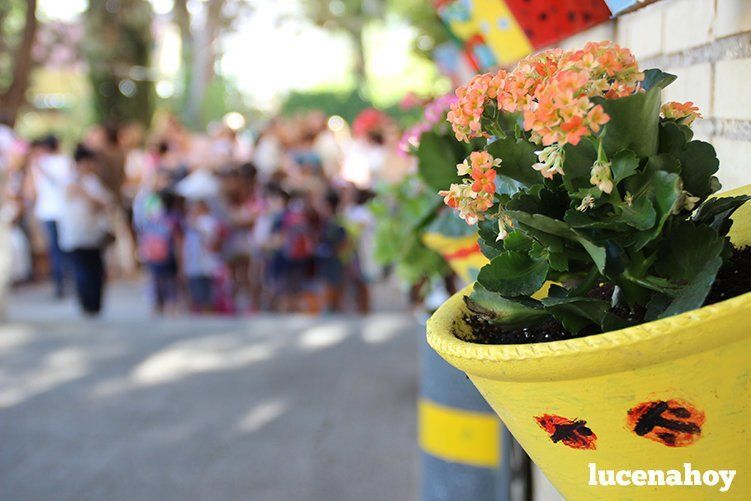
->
xmin=29 ymin=135 xmax=72 ymax=298
xmin=58 ymin=145 xmax=113 ymax=316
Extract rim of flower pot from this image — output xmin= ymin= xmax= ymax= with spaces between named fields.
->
xmin=426 ymin=282 xmax=751 ymax=382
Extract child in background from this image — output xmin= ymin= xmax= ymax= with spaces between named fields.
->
xmin=270 ymin=191 xmax=316 ymax=312
xmin=342 ymin=187 xmax=375 ymax=314
xmin=58 ymin=144 xmax=113 ymax=316
xmin=315 ymin=190 xmax=347 ymax=312
xmin=135 ymin=190 xmax=182 ymax=315
xmin=182 ymin=199 xmax=221 ymax=312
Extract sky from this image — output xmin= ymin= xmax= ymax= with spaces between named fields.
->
xmin=38 ymin=0 xmax=442 ymax=111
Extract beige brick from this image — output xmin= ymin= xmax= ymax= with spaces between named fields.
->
xmin=558 ymin=23 xmax=616 ymax=51
xmin=712 ymin=137 xmax=751 ymax=190
xmin=714 ymin=58 xmax=751 ymax=120
xmin=715 ymin=0 xmax=751 ymax=38
xmin=662 ymin=0 xmax=714 ymax=53
xmin=616 ymin=5 xmax=663 ymax=59
xmin=662 ymin=63 xmax=713 ymax=119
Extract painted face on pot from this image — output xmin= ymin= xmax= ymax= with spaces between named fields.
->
xmin=627 ymin=399 xmax=705 ymax=447
xmin=535 ymin=414 xmax=597 ymax=450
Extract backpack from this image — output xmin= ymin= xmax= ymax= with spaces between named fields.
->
xmin=281 ymin=212 xmax=314 ymax=261
xmin=139 ymin=219 xmax=173 ymax=264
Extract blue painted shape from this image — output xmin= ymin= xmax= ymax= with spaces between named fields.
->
xmin=604 ymin=0 xmax=640 ymax=16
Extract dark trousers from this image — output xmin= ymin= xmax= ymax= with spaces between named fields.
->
xmin=68 ymin=248 xmax=105 ymax=314
xmin=43 ymin=220 xmax=67 ymax=295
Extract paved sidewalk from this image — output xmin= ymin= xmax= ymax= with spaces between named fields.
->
xmin=1 ymin=282 xmax=420 ymax=501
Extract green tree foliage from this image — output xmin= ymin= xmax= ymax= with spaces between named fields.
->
xmin=83 ymin=0 xmax=154 ymax=126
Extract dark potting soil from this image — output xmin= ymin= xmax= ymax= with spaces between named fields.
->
xmin=461 ymin=247 xmax=751 ymax=345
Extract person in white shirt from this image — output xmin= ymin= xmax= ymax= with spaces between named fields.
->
xmin=29 ymin=135 xmax=72 ymax=297
xmin=58 ymin=144 xmax=113 ymax=315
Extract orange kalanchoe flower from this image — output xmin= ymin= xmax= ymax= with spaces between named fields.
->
xmin=440 ymin=151 xmax=502 ymax=224
xmin=447 ymin=41 xmax=642 ymax=149
xmin=660 ymin=101 xmax=702 ymax=125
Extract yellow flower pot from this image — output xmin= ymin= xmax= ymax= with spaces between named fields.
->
xmin=427 ymin=185 xmax=751 ymax=499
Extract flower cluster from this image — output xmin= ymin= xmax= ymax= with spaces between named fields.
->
xmin=438 ymin=151 xmax=501 ymax=225
xmin=660 ymin=101 xmax=702 ymax=125
xmin=446 ymin=71 xmax=506 ymax=142
xmin=447 ymin=41 xmax=643 ymax=148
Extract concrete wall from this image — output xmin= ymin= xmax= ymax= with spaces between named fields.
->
xmin=559 ymin=0 xmax=751 ymax=191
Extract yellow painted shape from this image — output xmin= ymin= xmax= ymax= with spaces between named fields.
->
xmin=427 ymin=185 xmax=751 ymax=499
xmin=418 ymin=398 xmax=500 ymax=468
xmin=446 ymin=0 xmax=533 ymax=65
xmin=422 ymin=232 xmax=488 ymax=283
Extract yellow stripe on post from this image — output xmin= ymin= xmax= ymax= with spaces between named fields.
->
xmin=418 ymin=399 xmax=500 ymax=468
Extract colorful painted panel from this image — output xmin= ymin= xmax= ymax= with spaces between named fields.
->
xmin=435 ymin=0 xmax=614 ymax=70
xmin=504 ymin=0 xmax=612 ymax=49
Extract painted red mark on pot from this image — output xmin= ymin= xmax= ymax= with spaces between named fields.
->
xmin=627 ymin=399 xmax=705 ymax=447
xmin=535 ymin=414 xmax=597 ymax=450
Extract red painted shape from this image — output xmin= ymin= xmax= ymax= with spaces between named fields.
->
xmin=443 ymin=242 xmax=482 ymax=261
xmin=627 ymin=399 xmax=705 ymax=447
xmin=504 ymin=0 xmax=612 ymax=49
xmin=535 ymin=414 xmax=597 ymax=450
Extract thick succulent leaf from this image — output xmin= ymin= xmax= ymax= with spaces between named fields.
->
xmin=562 ymin=140 xmax=598 ymax=192
xmin=645 ymin=153 xmax=681 ymax=175
xmin=625 ymin=170 xmax=682 ymax=250
xmin=541 ymin=296 xmax=626 ymax=334
xmin=652 ymin=222 xmax=725 ymax=317
xmin=658 ymin=121 xmax=693 ymax=154
xmin=676 ymin=141 xmax=720 ymax=198
xmin=485 ymin=137 xmax=543 ymax=186
xmin=502 ymin=230 xmax=534 ymax=252
xmin=477 ymin=250 xmax=549 ymax=296
xmin=659 ymin=256 xmax=722 ymax=319
xmin=596 ymin=73 xmax=669 ymax=157
xmin=692 ymin=195 xmax=751 ymax=234
xmin=641 ymin=68 xmax=678 ymax=91
xmin=616 ymin=196 xmax=657 ymax=230
xmin=655 ymin=222 xmax=724 ymax=281
xmin=415 ymin=131 xmax=465 ymax=191
xmin=507 ymin=210 xmax=607 ymax=271
xmin=611 ymin=149 xmax=639 ymax=184
xmin=464 ymin=284 xmax=547 ymax=328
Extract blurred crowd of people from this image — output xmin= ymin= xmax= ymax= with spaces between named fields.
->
xmin=0 ymin=109 xmax=412 ymax=316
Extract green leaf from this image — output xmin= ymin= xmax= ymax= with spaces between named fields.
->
xmin=611 ymin=149 xmax=639 ymax=184
xmin=658 ymin=121 xmax=692 ymax=154
xmin=617 ymin=196 xmax=657 ymax=230
xmin=485 ymin=137 xmax=543 ymax=186
xmin=641 ymin=68 xmax=678 ymax=91
xmin=625 ymin=170 xmax=682 ymax=250
xmin=415 ymin=131 xmax=465 ymax=192
xmin=507 ymin=210 xmax=607 ymax=271
xmin=576 ymin=237 xmax=607 ymax=272
xmin=464 ymin=284 xmax=548 ymax=328
xmin=692 ymin=195 xmax=751 ymax=234
xmin=652 ymin=222 xmax=725 ymax=317
xmin=503 ymin=230 xmax=534 ymax=252
xmin=596 ymin=79 xmax=664 ymax=157
xmin=562 ymin=140 xmax=598 ymax=192
xmin=645 ymin=153 xmax=681 ymax=175
xmin=677 ymin=141 xmax=720 ymax=198
xmin=541 ymin=296 xmax=625 ymax=335
xmin=477 ymin=250 xmax=549 ymax=296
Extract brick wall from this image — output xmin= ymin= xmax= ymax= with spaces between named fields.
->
xmin=560 ymin=0 xmax=751 ymax=190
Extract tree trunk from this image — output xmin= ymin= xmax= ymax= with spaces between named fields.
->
xmin=183 ymin=0 xmax=223 ymax=129
xmin=0 ymin=0 xmax=38 ymax=125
